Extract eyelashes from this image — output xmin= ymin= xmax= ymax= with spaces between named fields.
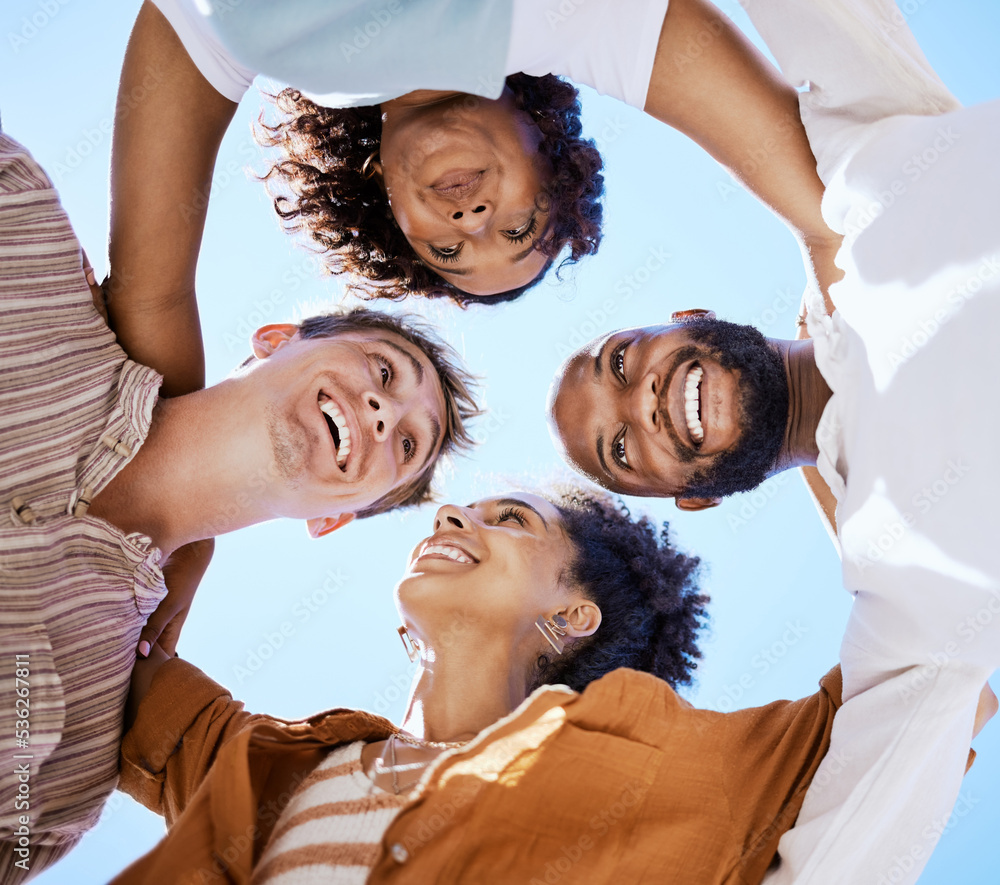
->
xmin=495 ymin=506 xmax=527 ymax=526
xmin=503 ymin=214 xmax=537 ymax=244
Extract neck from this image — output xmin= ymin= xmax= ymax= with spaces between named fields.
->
xmin=89 ymin=384 xmax=284 ymax=559
xmin=399 ymin=635 xmax=532 ymax=743
xmin=770 ymin=338 xmax=832 ymax=472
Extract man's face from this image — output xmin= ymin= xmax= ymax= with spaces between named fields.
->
xmin=548 ymin=318 xmax=789 ymax=500
xmin=246 ymin=325 xmax=447 ymax=523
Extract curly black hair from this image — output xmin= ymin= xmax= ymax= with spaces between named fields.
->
xmin=530 ymin=488 xmax=709 ymax=693
xmin=256 ymin=74 xmax=604 ymax=306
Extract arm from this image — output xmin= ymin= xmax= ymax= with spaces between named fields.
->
xmin=121 ymin=648 xmax=263 ymax=819
xmin=643 ymin=0 xmax=843 ymax=289
xmin=107 ymin=0 xmax=237 ymax=397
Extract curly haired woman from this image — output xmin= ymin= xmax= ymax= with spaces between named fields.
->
xmin=110 ymin=488 xmax=857 ymax=884
xmin=107 ymin=0 xmax=842 ymax=399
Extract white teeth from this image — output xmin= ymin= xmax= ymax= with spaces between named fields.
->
xmin=421 ymin=543 xmax=473 ymax=564
xmin=320 ymin=400 xmax=352 ymax=466
xmin=683 ymin=366 xmax=705 ymax=443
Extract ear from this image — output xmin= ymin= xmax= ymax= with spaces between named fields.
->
xmin=251 ymin=323 xmax=300 ymax=359
xmin=669 ymin=308 xmax=717 ymax=324
xmin=560 ymin=599 xmax=602 ymax=640
xmin=675 ymin=496 xmax=722 ymax=512
xmin=306 ymin=513 xmax=356 ymax=538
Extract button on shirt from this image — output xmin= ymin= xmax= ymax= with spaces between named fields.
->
xmin=0 ymin=133 xmax=165 ymax=881
xmin=737 ymin=3 xmax=1000 ymax=885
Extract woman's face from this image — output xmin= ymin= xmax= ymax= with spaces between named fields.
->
xmin=378 ymin=90 xmax=552 ymax=297
xmin=396 ymin=494 xmax=578 ymax=646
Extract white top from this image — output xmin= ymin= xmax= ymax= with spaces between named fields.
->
xmin=151 ymin=0 xmax=668 ymax=109
xmin=253 ymin=741 xmax=407 ymax=884
xmin=740 ymin=3 xmax=1000 ymax=885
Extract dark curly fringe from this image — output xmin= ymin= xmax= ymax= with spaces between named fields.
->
xmin=530 ymin=488 xmax=709 ymax=694
xmin=255 ymin=75 xmax=604 ymax=306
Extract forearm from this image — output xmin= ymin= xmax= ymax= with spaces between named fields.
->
xmin=108 ymin=1 xmax=237 ymax=396
xmin=644 ymin=0 xmax=837 ymax=248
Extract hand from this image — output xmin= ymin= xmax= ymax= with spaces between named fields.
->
xmin=138 ymin=538 xmax=215 ymax=657
xmin=80 ymin=248 xmax=108 ymax=324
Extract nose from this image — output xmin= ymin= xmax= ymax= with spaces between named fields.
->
xmin=449 ymin=202 xmax=493 ymax=235
xmin=433 ymin=503 xmax=471 ymax=532
xmin=628 ymin=372 xmax=659 ymax=434
xmin=365 ymin=393 xmax=399 ymax=442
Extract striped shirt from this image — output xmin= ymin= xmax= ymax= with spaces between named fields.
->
xmin=253 ymin=742 xmax=407 ymax=885
xmin=0 ymin=133 xmax=165 ymax=882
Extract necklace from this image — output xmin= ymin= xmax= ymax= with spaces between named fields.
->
xmin=385 ymin=732 xmax=471 ymax=795
xmin=394 ymin=731 xmax=471 ymax=750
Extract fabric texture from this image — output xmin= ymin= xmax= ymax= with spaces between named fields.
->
xmin=252 ymin=741 xmax=406 ymax=885
xmin=151 ymin=0 xmax=668 ymax=109
xmin=734 ymin=3 xmax=1000 ymax=885
xmin=152 ymin=0 xmax=513 ymax=108
xmin=113 ymin=657 xmax=842 ymax=884
xmin=0 ymin=133 xmax=165 ymax=882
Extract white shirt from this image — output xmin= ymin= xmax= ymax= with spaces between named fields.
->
xmin=740 ymin=3 xmax=1000 ymax=884
xmin=152 ymin=0 xmax=669 ymax=109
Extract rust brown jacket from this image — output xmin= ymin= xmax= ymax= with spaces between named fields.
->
xmin=113 ymin=659 xmax=843 ymax=884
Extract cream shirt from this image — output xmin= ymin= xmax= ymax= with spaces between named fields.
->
xmin=740 ymin=2 xmax=1000 ymax=884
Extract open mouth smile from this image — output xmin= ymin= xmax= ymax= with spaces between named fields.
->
xmin=683 ymin=364 xmax=705 ymax=444
xmin=318 ymin=393 xmax=353 ymax=472
xmin=416 ymin=539 xmax=478 ymax=564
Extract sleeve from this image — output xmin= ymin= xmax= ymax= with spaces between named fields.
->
xmin=505 ymin=0 xmax=670 ymax=108
xmin=718 ymin=667 xmax=842 ymax=883
xmin=738 ymin=0 xmax=959 ymax=186
xmin=118 ymin=658 xmax=270 ymax=823
xmin=193 ymin=0 xmax=513 ymax=109
xmin=762 ymin=659 xmax=987 ymax=885
xmin=150 ymin=0 xmax=256 ymax=103
xmin=0 ymin=836 xmax=78 ymax=885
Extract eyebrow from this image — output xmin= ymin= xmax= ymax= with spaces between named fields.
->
xmin=417 ymin=414 xmax=442 ymax=473
xmin=495 ymin=497 xmax=550 ymax=531
xmin=595 ymin=433 xmax=614 ymax=483
xmin=594 ymin=335 xmax=611 ymax=380
xmin=378 ymin=338 xmax=424 ymax=385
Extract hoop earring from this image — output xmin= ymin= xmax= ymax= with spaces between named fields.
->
xmin=361 ymin=151 xmax=381 ymax=180
xmin=397 ymin=626 xmax=420 ymax=663
xmin=535 ymin=615 xmax=568 ymax=655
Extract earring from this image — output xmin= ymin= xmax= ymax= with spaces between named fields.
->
xmin=361 ymin=151 xmax=381 ymax=180
xmin=535 ymin=615 xmax=569 ymax=655
xmin=397 ymin=626 xmax=420 ymax=663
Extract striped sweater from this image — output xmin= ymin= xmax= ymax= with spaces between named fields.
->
xmin=0 ymin=133 xmax=165 ymax=882
xmin=253 ymin=742 xmax=408 ymax=884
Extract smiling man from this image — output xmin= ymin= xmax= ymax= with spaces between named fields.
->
xmin=0 ymin=132 xmax=479 ymax=880
xmin=550 ymin=1 xmax=1000 ymax=883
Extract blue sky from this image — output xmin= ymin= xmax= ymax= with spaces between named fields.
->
xmin=2 ymin=1 xmax=998 ymax=881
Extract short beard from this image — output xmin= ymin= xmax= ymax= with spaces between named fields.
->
xmin=681 ymin=318 xmax=788 ymax=499
xmin=266 ymin=404 xmax=305 ymax=489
